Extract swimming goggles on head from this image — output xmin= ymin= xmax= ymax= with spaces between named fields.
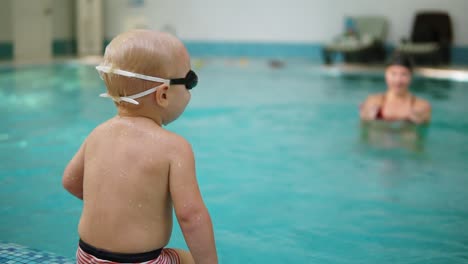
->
xmin=96 ymin=65 xmax=198 ymax=105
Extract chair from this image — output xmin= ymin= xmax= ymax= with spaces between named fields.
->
xmin=395 ymin=11 xmax=453 ymax=66
xmin=322 ymin=16 xmax=388 ymax=65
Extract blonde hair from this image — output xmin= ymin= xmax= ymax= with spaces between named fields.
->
xmin=99 ymin=30 xmax=185 ymax=101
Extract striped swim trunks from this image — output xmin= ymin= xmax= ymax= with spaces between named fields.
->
xmin=76 ymin=239 xmax=180 ymax=264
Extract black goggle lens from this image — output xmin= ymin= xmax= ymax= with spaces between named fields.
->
xmin=170 ymin=70 xmax=198 ymax=90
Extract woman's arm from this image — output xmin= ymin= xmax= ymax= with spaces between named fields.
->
xmin=359 ymin=95 xmax=380 ymax=121
xmin=407 ymin=99 xmax=432 ymax=124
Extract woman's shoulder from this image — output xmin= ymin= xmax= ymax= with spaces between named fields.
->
xmin=364 ymin=93 xmax=385 ymax=103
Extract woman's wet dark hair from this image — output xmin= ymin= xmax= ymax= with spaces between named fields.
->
xmin=386 ymin=52 xmax=414 ymax=72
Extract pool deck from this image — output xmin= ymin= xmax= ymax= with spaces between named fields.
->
xmin=324 ymin=63 xmax=468 ymax=82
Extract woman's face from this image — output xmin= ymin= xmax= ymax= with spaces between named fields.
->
xmin=385 ymin=65 xmax=412 ymax=94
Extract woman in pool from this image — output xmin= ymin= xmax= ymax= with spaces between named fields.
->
xmin=359 ymin=53 xmax=431 ymax=151
xmin=359 ymin=53 xmax=431 ymax=124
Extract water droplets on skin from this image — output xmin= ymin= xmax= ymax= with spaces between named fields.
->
xmin=120 ymin=130 xmax=128 ymax=137
xmin=150 ymin=132 xmax=162 ymax=143
xmin=182 ymin=201 xmax=194 ymax=209
xmin=68 ymin=173 xmax=76 ymax=181
xmin=87 ymin=155 xmax=98 ymax=164
xmin=100 ymin=167 xmax=112 ymax=177
xmin=126 ymin=121 xmax=135 ymax=128
xmin=118 ymin=168 xmax=129 ymax=178
xmin=144 ymin=154 xmax=154 ymax=163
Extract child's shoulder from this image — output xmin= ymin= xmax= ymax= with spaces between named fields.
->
xmin=164 ymin=130 xmax=193 ymax=153
xmin=87 ymin=118 xmax=116 ymax=137
xmin=89 ymin=117 xmax=192 ymax=146
xmin=361 ymin=93 xmax=384 ymax=106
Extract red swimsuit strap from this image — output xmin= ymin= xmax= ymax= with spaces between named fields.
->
xmin=375 ymin=94 xmax=386 ymax=120
xmin=376 ymin=93 xmax=416 ymax=122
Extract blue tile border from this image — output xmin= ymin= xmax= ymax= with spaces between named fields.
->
xmin=452 ymin=45 xmax=468 ymax=65
xmin=53 ymin=39 xmax=77 ymax=56
xmin=0 ymin=42 xmax=13 ymax=60
xmin=1 ymin=39 xmax=468 ymax=65
xmin=0 ymin=39 xmax=78 ymax=59
xmin=118 ymin=40 xmax=468 ymax=65
xmin=183 ymin=41 xmax=323 ymax=60
xmin=0 ymin=242 xmax=75 ymax=263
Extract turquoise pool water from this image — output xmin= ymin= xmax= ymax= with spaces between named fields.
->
xmin=1 ymin=59 xmax=468 ymax=263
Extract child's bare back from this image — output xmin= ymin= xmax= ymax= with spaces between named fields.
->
xmin=62 ymin=30 xmax=217 ymax=264
xmin=79 ymin=116 xmax=177 ymax=252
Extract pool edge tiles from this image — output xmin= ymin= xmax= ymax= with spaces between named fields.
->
xmin=0 ymin=242 xmax=75 ymax=264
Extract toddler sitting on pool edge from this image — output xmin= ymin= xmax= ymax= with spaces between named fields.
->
xmin=62 ymin=29 xmax=218 ymax=264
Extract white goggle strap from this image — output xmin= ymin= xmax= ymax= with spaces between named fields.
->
xmin=99 ymin=86 xmax=161 ymax=105
xmin=96 ymin=65 xmax=169 ymax=105
xmin=96 ymin=65 xmax=170 ymax=84
xmin=99 ymin=93 xmax=139 ymax=105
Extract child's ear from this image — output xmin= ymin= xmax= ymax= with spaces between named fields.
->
xmin=155 ymin=85 xmax=169 ymax=107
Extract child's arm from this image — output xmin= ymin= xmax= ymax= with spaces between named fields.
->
xmin=169 ymin=137 xmax=218 ymax=264
xmin=62 ymin=140 xmax=86 ymax=200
